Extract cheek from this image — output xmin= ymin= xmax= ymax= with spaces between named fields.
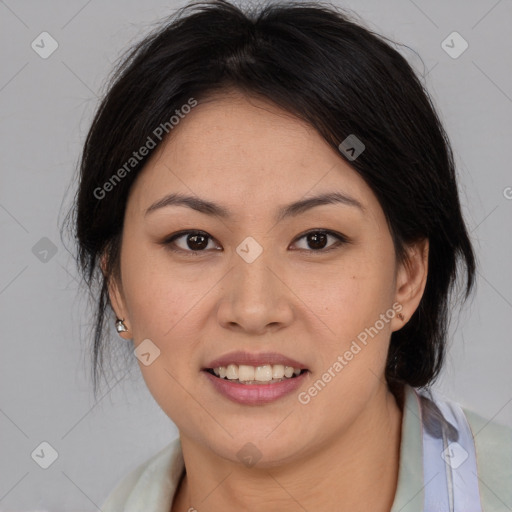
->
xmin=292 ymin=254 xmax=396 ymax=401
xmin=293 ymin=251 xmax=394 ymax=332
xmin=119 ymin=240 xmax=198 ymax=342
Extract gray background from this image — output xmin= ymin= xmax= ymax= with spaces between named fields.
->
xmin=1 ymin=0 xmax=511 ymax=510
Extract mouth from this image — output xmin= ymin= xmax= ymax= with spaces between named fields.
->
xmin=203 ymin=364 xmax=309 ymax=385
xmin=202 ymin=364 xmax=310 ymax=405
xmin=201 ymin=351 xmax=310 ymax=404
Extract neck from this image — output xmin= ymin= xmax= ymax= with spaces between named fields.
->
xmin=172 ymin=384 xmax=404 ymax=512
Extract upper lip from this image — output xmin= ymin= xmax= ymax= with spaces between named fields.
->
xmin=204 ymin=351 xmax=308 ymax=370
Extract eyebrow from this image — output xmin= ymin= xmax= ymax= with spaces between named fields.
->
xmin=144 ymin=191 xmax=365 ymax=222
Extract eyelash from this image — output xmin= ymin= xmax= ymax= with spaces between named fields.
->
xmin=161 ymin=229 xmax=349 ymax=257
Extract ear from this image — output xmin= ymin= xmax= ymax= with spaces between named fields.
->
xmin=392 ymin=238 xmax=429 ymax=332
xmin=100 ymin=252 xmax=131 ymax=340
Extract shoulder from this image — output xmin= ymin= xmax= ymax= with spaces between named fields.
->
xmin=100 ymin=437 xmax=183 ymax=512
xmin=462 ymin=406 xmax=512 ymax=510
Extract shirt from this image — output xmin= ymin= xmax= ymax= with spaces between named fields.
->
xmin=100 ymin=384 xmax=512 ymax=511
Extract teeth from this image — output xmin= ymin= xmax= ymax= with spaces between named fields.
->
xmin=238 ymin=365 xmax=255 ymax=381
xmin=255 ymin=365 xmax=273 ymax=382
xmin=225 ymin=364 xmax=238 ymax=380
xmin=210 ymin=364 xmax=303 ymax=383
xmin=272 ymin=365 xmax=285 ymax=379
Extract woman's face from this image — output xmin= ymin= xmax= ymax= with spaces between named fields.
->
xmin=108 ymin=91 xmax=427 ymax=466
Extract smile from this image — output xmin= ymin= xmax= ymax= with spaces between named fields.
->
xmin=207 ymin=363 xmax=305 ymax=384
xmin=202 ymin=366 xmax=309 ymax=405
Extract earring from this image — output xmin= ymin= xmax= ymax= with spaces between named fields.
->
xmin=392 ymin=353 xmax=400 ymax=376
xmin=115 ymin=318 xmax=128 ymax=333
xmin=397 ymin=312 xmax=405 ymax=321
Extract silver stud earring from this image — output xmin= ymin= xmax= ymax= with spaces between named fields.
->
xmin=115 ymin=318 xmax=128 ymax=333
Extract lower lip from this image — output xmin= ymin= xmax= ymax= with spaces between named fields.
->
xmin=202 ymin=370 xmax=308 ymax=405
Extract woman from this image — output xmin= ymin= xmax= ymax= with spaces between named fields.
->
xmin=67 ymin=0 xmax=511 ymax=510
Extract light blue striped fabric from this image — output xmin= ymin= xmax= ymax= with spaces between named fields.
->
xmin=416 ymin=387 xmax=482 ymax=511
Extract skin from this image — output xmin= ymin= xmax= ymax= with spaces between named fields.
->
xmin=105 ymin=90 xmax=429 ymax=512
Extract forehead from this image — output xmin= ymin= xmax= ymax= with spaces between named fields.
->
xmin=127 ymin=92 xmax=381 ymax=224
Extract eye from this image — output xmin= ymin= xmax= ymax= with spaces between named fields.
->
xmin=163 ymin=230 xmax=220 ymax=255
xmin=162 ymin=229 xmax=349 ymax=256
xmin=291 ymin=229 xmax=348 ymax=253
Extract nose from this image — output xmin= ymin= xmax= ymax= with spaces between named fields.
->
xmin=216 ymin=249 xmax=294 ymax=335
